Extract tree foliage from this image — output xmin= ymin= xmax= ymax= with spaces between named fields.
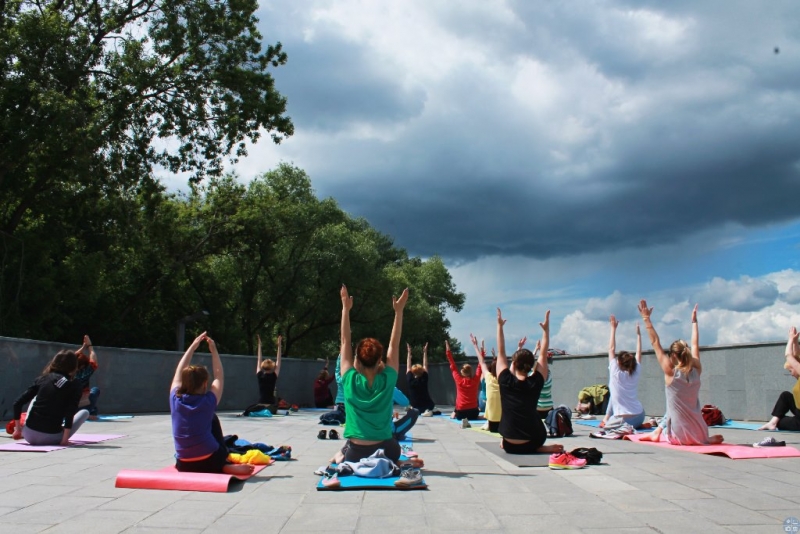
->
xmin=0 ymin=0 xmax=293 ymax=235
xmin=0 ymin=163 xmax=466 ymax=358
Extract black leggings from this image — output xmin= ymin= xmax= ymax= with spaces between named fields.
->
xmin=771 ymin=391 xmax=800 ymax=431
xmin=488 ymin=421 xmax=500 ymax=433
xmin=341 ymin=438 xmax=402 ymax=463
xmin=175 ymin=415 xmax=229 ymax=473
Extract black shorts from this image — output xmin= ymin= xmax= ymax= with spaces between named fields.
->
xmin=501 ymin=438 xmax=543 ymax=455
xmin=454 ymin=407 xmax=480 ymax=420
xmin=175 ymin=445 xmax=229 ymax=473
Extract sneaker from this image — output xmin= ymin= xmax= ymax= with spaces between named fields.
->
xmin=328 ymin=429 xmax=339 ymax=440
xmin=314 ymin=465 xmax=328 ymax=475
xmin=317 ymin=430 xmax=327 ymax=440
xmin=753 ymin=436 xmax=786 ymax=448
xmin=461 ymin=418 xmax=471 ymax=429
xmin=548 ymin=452 xmax=587 ymax=470
xmin=394 ymin=468 xmax=423 ymax=488
xmin=422 ymin=409 xmax=433 ymax=417
xmin=321 ymin=474 xmax=341 ymax=489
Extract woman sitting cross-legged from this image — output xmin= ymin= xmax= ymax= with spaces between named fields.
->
xmin=241 ymin=334 xmax=282 ymax=416
xmin=406 ymin=342 xmax=436 ymax=416
xmin=600 ymin=316 xmax=646 ymax=429
xmin=471 ymin=335 xmax=501 ymax=433
xmin=758 ymin=326 xmax=800 ymax=431
xmin=170 ymin=332 xmax=253 ymax=475
xmin=337 ymin=285 xmax=422 ymax=467
xmin=12 ymin=350 xmax=89 ymax=445
xmin=446 ymin=339 xmax=483 ymax=423
xmin=495 ymin=308 xmax=564 ymax=455
xmin=637 ymin=302 xmax=723 ymax=445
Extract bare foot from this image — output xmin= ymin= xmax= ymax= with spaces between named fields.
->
xmin=450 ymin=411 xmax=456 ymax=419
xmin=639 ymin=428 xmax=662 ymax=442
xmin=708 ymin=434 xmax=724 ymax=444
xmin=757 ymin=423 xmax=777 ymax=431
xmin=536 ymin=443 xmax=564 ymax=454
xmin=223 ymin=464 xmax=255 ymax=476
xmin=329 ymin=450 xmax=345 ymax=464
xmin=400 ymin=457 xmax=424 ymax=468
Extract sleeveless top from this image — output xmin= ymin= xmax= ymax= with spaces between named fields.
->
xmin=665 ymin=367 xmax=709 ymax=445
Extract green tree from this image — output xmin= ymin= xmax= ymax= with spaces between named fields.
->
xmin=0 ymin=0 xmax=293 ymax=236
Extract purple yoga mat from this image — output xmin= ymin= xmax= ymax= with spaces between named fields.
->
xmin=0 ymin=433 xmax=125 ymax=452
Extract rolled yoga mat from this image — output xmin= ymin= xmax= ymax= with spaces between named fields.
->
xmin=115 ymin=464 xmax=268 ymax=492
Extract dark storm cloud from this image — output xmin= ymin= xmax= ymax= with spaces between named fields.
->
xmin=254 ymin=2 xmax=800 ymax=262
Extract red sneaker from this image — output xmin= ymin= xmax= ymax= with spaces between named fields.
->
xmin=548 ymin=452 xmax=587 ymax=470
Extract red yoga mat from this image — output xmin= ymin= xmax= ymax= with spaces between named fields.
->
xmin=115 ymin=464 xmax=268 ymax=492
xmin=623 ymin=433 xmax=800 ymax=459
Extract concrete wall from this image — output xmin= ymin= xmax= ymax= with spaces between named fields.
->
xmin=0 ymin=336 xmax=791 ymax=421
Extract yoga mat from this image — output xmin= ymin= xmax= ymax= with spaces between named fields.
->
xmin=476 ymin=441 xmax=550 ymax=467
xmin=316 ymin=473 xmax=427 ymax=491
xmin=712 ymin=420 xmax=786 ymax=431
xmin=94 ymin=415 xmax=134 ymax=421
xmin=623 ymin=433 xmax=800 ymax=459
xmin=469 ymin=427 xmax=499 ymax=436
xmin=434 ymin=414 xmax=485 ymax=425
xmin=574 ymin=419 xmax=603 ymax=428
xmin=115 ymin=464 xmax=267 ymax=492
xmin=0 ymin=433 xmax=125 ymax=452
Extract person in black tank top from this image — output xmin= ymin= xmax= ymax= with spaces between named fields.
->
xmin=406 ymin=342 xmax=435 ymax=413
xmin=241 ymin=335 xmax=282 ymax=416
xmin=495 ymin=308 xmax=564 ymax=455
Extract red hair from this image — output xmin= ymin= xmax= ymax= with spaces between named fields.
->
xmin=355 ymin=338 xmax=384 ymax=368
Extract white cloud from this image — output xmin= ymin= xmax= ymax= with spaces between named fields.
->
xmin=694 ymin=276 xmax=779 ymax=312
xmin=780 ymin=284 xmax=800 ymax=304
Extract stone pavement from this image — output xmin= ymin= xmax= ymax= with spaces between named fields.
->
xmin=1 ymin=410 xmax=799 ymax=533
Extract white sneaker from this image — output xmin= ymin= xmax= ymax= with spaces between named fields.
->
xmin=461 ymin=418 xmax=471 ymax=429
xmin=394 ymin=468 xmax=423 ymax=488
xmin=422 ymin=409 xmax=433 ymax=417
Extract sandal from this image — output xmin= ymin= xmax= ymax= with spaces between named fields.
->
xmin=317 ymin=430 xmax=327 ymax=440
xmin=328 ymin=429 xmax=339 ymax=440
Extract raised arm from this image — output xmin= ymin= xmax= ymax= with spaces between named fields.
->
xmin=340 ymin=285 xmax=354 ymax=376
xmin=407 ymin=343 xmax=413 ymax=373
xmin=536 ymin=311 xmax=551 ymax=378
xmin=445 ymin=339 xmax=457 ymax=374
xmin=170 ymin=332 xmax=207 ymax=392
xmin=496 ymin=308 xmax=509 ymax=375
xmin=386 ymin=288 xmax=409 ymax=371
xmin=255 ymin=335 xmax=262 ymax=373
xmin=422 ymin=342 xmax=429 ymax=372
xmin=784 ymin=327 xmax=800 ymax=376
xmin=638 ymin=300 xmax=672 ymax=377
xmin=275 ymin=335 xmax=283 ymax=375
xmin=635 ymin=323 xmax=642 ymax=364
xmin=85 ymin=335 xmax=97 ymax=365
xmin=207 ymin=336 xmax=224 ymax=404
xmin=471 ymin=334 xmax=489 ymax=377
xmin=608 ymin=315 xmax=618 ymax=361
xmin=691 ymin=304 xmax=700 ymax=361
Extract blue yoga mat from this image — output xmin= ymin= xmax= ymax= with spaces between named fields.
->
xmin=316 ymin=474 xmax=427 ymax=490
xmin=435 ymin=414 xmax=485 ymax=425
xmin=713 ymin=420 xmax=775 ymax=431
xmin=94 ymin=415 xmax=134 ymax=421
xmin=574 ymin=419 xmax=602 ymax=428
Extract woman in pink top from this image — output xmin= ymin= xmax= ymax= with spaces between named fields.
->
xmin=446 ymin=340 xmax=483 ymax=422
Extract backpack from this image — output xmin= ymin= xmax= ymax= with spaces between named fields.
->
xmin=570 ymin=447 xmax=603 ymax=465
xmin=701 ymin=404 xmax=725 ymax=427
xmin=546 ymin=404 xmax=574 ymax=437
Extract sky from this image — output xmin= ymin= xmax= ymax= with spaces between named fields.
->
xmin=174 ymin=1 xmax=800 ymax=353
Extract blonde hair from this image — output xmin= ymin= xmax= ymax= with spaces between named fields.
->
xmin=668 ymin=340 xmax=692 ymax=370
xmin=460 ymin=364 xmax=473 ymax=378
xmin=261 ymin=359 xmax=275 ymax=372
xmin=410 ymin=363 xmax=424 ymax=377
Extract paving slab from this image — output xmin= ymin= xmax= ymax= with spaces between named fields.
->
xmin=0 ymin=411 xmax=798 ymax=532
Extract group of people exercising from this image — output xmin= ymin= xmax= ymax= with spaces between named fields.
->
xmin=10 ymin=288 xmax=800 ymax=475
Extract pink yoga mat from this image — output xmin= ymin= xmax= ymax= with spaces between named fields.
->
xmin=115 ymin=464 xmax=268 ymax=492
xmin=0 ymin=434 xmax=125 ymax=452
xmin=623 ymin=433 xmax=800 ymax=459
